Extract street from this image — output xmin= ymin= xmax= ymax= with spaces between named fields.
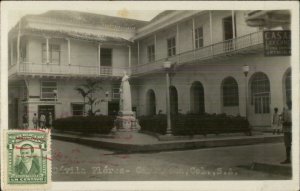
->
xmin=52 ymin=139 xmax=290 ymax=181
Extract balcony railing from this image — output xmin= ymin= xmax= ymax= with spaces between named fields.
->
xmin=9 ymin=62 xmax=128 ymax=78
xmin=9 ymin=31 xmax=263 ymax=78
xmin=131 ymin=31 xmax=264 ymax=75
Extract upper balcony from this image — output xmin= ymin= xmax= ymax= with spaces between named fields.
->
xmin=9 ymin=63 xmax=128 ymax=79
xmin=131 ymin=31 xmax=264 ymax=75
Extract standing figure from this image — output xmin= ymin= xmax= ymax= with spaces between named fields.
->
xmin=40 ymin=113 xmax=46 ymax=129
xmin=280 ymin=101 xmax=292 ymax=164
xmin=32 ymin=113 xmax=38 ymax=129
xmin=119 ymin=71 xmax=132 ymax=114
xmin=22 ymin=113 xmax=28 ymax=129
xmin=48 ymin=112 xmax=53 ymax=128
xmin=272 ymin=107 xmax=281 ymax=134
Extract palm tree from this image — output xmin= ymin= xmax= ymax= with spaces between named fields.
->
xmin=74 ymin=80 xmax=102 ymax=116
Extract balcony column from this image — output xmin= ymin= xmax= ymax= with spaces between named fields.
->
xmin=98 ymin=43 xmax=101 ymax=75
xmin=67 ymin=38 xmax=71 ymax=65
xmin=192 ymin=18 xmax=195 ymax=50
xmin=209 ymin=11 xmax=213 ymax=54
xmin=137 ymin=41 xmax=140 ymax=65
xmin=17 ymin=33 xmax=21 ymax=67
xmin=10 ymin=41 xmax=13 ymax=66
xmin=232 ymin=10 xmax=236 ymax=38
xmin=128 ymin=45 xmax=131 ymax=68
xmin=176 ymin=24 xmax=179 ymax=62
xmin=46 ymin=37 xmax=49 ymax=64
xmin=232 ymin=10 xmax=236 ymax=50
xmin=154 ymin=35 xmax=157 ymax=61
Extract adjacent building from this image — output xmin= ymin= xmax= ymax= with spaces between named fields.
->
xmin=8 ymin=10 xmax=291 ymax=130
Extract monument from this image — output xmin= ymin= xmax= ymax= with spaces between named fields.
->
xmin=113 ymin=72 xmax=140 ymax=132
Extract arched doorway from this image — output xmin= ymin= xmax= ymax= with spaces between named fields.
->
xmin=190 ymin=81 xmax=205 ymax=114
xmin=250 ymin=72 xmax=271 ymax=126
xmin=283 ymin=68 xmax=291 ymax=106
xmin=146 ymin=89 xmax=156 ymax=116
xmin=169 ymin=86 xmax=178 ymax=115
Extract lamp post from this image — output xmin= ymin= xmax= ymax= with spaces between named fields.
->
xmin=163 ymin=60 xmax=173 ymax=136
xmin=243 ymin=65 xmax=249 ymax=130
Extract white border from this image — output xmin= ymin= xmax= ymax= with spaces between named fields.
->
xmin=1 ymin=1 xmax=299 ymax=191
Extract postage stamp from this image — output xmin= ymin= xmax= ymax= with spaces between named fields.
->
xmin=2 ymin=130 xmax=51 ymax=190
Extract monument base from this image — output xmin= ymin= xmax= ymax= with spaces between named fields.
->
xmin=112 ymin=114 xmax=141 ymax=132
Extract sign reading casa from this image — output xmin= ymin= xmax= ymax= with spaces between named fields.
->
xmin=264 ymin=30 xmax=291 ymax=56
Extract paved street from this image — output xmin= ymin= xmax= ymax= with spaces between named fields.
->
xmin=52 ymin=139 xmax=291 ymax=181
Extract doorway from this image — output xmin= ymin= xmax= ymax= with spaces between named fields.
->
xmin=38 ymin=105 xmax=55 ymax=128
xmin=223 ymin=15 xmax=236 ymax=52
xmin=108 ymin=101 xmax=119 ymax=116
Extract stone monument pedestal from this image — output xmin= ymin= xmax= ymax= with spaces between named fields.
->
xmin=112 ymin=111 xmax=140 ymax=132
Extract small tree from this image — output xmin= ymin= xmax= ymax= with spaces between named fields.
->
xmin=74 ymin=80 xmax=102 ymax=116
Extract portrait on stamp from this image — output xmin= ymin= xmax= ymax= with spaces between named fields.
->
xmin=15 ymin=143 xmax=40 ymax=175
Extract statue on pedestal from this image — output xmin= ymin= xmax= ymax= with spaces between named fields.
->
xmin=113 ymin=71 xmax=140 ymax=132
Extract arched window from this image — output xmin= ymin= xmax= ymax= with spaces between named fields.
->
xmin=250 ymin=72 xmax=270 ymax=114
xmin=222 ymin=77 xmax=239 ymax=106
xmin=285 ymin=69 xmax=291 ymax=106
xmin=146 ymin=89 xmax=156 ymax=116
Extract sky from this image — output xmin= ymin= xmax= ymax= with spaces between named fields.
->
xmin=8 ymin=9 xmax=164 ymax=30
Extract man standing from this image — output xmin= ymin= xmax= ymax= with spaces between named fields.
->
xmin=22 ymin=113 xmax=28 ymax=129
xmin=15 ymin=144 xmax=40 ymax=175
xmin=281 ymin=101 xmax=292 ymax=164
xmin=32 ymin=113 xmax=38 ymax=129
xmin=40 ymin=113 xmax=46 ymax=129
xmin=48 ymin=112 xmax=53 ymax=128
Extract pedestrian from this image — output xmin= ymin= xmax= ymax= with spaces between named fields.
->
xmin=32 ymin=113 xmax=38 ymax=129
xmin=272 ymin=107 xmax=281 ymax=134
xmin=280 ymin=101 xmax=292 ymax=164
xmin=48 ymin=112 xmax=53 ymax=128
xmin=22 ymin=113 xmax=28 ymax=129
xmin=40 ymin=113 xmax=46 ymax=129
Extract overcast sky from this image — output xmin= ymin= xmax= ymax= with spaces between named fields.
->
xmin=8 ymin=9 xmax=163 ymax=30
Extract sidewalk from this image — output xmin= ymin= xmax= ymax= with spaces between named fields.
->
xmin=51 ymin=130 xmax=283 ymax=153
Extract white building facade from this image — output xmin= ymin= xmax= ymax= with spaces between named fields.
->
xmin=8 ymin=10 xmax=291 ymax=130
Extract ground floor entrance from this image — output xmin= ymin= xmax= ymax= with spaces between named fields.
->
xmin=38 ymin=105 xmax=55 ymax=128
xmin=108 ymin=101 xmax=119 ymax=116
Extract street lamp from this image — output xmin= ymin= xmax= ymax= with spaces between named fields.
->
xmin=163 ymin=60 xmax=174 ymax=136
xmin=243 ymin=65 xmax=250 ymax=133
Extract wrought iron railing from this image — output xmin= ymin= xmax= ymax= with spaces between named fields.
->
xmin=131 ymin=31 xmax=263 ymax=75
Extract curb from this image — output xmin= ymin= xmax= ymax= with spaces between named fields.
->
xmin=250 ymin=162 xmax=292 ymax=176
xmin=52 ymin=133 xmax=283 ymax=153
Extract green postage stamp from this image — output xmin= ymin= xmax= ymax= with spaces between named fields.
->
xmin=2 ymin=130 xmax=51 ymax=190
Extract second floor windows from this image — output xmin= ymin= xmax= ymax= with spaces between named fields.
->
xmin=147 ymin=45 xmax=155 ymax=62
xmin=167 ymin=37 xmax=176 ymax=57
xmin=42 ymin=44 xmax=60 ymax=64
xmin=101 ymin=48 xmax=112 ymax=66
xmin=40 ymin=81 xmax=57 ymax=101
xmin=195 ymin=27 xmax=204 ymax=49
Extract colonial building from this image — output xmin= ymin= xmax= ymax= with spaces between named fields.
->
xmin=8 ymin=10 xmax=291 ymax=130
